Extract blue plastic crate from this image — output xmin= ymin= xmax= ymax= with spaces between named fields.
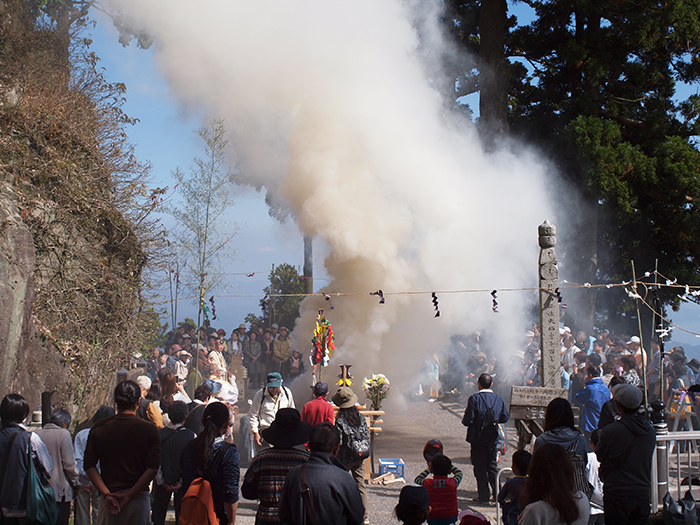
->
xmin=379 ymin=458 xmax=405 ymax=478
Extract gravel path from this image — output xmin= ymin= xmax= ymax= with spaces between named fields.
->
xmin=229 ymin=396 xmax=516 ymax=524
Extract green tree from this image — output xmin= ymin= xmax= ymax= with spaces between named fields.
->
xmin=444 ymin=0 xmax=700 ymax=333
xmin=505 ymin=0 xmax=700 ymax=333
xmin=169 ymin=119 xmax=238 ymax=335
xmin=262 ymin=264 xmax=306 ymax=331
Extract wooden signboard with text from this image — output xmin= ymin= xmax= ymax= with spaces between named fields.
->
xmin=510 ymin=386 xmax=568 ymax=419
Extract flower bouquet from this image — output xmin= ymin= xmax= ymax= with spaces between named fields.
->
xmin=363 ymin=373 xmax=390 ymax=410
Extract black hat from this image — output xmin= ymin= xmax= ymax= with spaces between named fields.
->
xmin=313 ymin=382 xmax=329 ymax=396
xmin=397 ymin=485 xmax=430 ymax=514
xmin=261 ymin=408 xmax=312 ymax=448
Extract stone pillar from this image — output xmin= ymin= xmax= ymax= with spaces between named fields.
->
xmin=538 ymin=220 xmax=560 ymax=388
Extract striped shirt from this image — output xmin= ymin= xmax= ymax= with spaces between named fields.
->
xmin=241 ymin=447 xmax=309 ymax=524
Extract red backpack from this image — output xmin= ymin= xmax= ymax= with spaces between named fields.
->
xmin=180 ymin=443 xmax=232 ymax=525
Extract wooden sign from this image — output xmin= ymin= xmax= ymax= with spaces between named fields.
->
xmin=510 ymin=386 xmax=568 ymax=421
xmin=511 ymin=386 xmax=568 ymax=406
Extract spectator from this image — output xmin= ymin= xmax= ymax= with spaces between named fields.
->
xmin=147 ymin=348 xmax=161 ymax=380
xmin=519 ymin=443 xmax=589 ymax=525
xmin=35 ymin=409 xmax=81 ymax=525
xmin=300 ymin=382 xmax=335 ymax=427
xmin=461 ymin=373 xmax=509 ymax=504
xmin=0 ymin=394 xmax=53 ymax=523
xmin=394 ymin=485 xmax=430 ymax=525
xmin=621 ymin=355 xmax=641 ymax=387
xmin=414 ymin=439 xmax=463 ymax=488
xmin=600 ymin=362 xmax=615 ymax=387
xmin=84 ymin=380 xmax=161 ymax=524
xmin=180 ymin=402 xmax=240 ymax=525
xmin=160 ymin=372 xmax=190 ymax=417
xmin=151 ymin=401 xmax=195 ymax=525
xmin=244 ymin=330 xmax=263 ymax=390
xmin=533 ymin=398 xmax=587 ymax=460
xmin=278 ymin=422 xmax=364 ymax=525
xmin=586 ymin=430 xmax=604 ymax=525
xmin=597 ymin=376 xmax=624 ymax=429
xmin=627 ymin=336 xmax=646 ymax=369
xmin=184 ymin=383 xmax=212 ymax=434
xmin=590 ymin=340 xmax=607 ymax=364
xmin=135 ymin=375 xmax=164 ymax=429
xmin=208 ymin=336 xmax=228 ymax=380
xmin=596 ymin=384 xmax=656 ymax=525
xmin=272 ymin=327 xmax=292 ymax=378
xmin=287 ymin=350 xmax=306 ymax=382
xmin=575 ymin=365 xmax=610 ymax=443
xmin=74 ymin=405 xmax=115 ymax=525
xmin=250 ymin=372 xmax=295 ymax=453
xmin=333 ymin=387 xmax=371 ymax=523
xmin=261 ymin=330 xmax=275 ymax=378
xmin=173 ymin=349 xmax=191 ymax=385
xmin=422 ymin=454 xmax=458 ymax=525
xmin=497 ymin=450 xmax=531 ymax=525
xmin=241 ymin=408 xmax=311 ymax=524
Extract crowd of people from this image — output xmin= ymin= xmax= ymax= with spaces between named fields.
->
xmin=0 ymin=317 xmax=689 ymax=525
xmin=145 ymin=321 xmax=305 ymax=406
xmin=429 ymin=324 xmax=692 ymax=412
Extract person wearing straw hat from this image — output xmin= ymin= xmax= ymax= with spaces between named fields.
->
xmin=333 ymin=387 xmax=370 ymax=525
xmin=241 ymin=408 xmax=311 ymax=524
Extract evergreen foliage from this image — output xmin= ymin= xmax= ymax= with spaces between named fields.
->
xmin=444 ymin=0 xmax=700 ymax=332
xmin=261 ymin=263 xmax=306 ymax=332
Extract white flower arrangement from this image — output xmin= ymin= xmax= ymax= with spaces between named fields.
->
xmin=363 ymin=373 xmax=390 ymax=410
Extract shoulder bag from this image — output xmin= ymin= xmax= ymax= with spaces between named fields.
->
xmin=26 ymin=433 xmax=59 ymax=525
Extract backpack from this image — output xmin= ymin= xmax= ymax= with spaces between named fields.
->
xmin=180 ymin=443 xmax=232 ymax=525
xmin=477 ymin=398 xmax=499 ymax=444
xmin=566 ymin=441 xmax=594 ymax=500
xmin=339 ymin=414 xmax=370 ymax=461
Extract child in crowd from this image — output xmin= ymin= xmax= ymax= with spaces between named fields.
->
xmin=497 ymin=450 xmax=532 ymax=525
xmin=415 ymin=439 xmax=463 ymax=487
xmin=395 ymin=485 xmax=431 ymax=525
xmin=587 ymin=430 xmax=604 ymax=524
xmin=423 ymin=454 xmax=459 ymax=525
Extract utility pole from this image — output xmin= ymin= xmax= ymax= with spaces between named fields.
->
xmin=303 ymin=235 xmax=313 ymax=295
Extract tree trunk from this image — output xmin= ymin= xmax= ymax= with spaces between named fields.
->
xmin=478 ymin=0 xmax=509 ymax=149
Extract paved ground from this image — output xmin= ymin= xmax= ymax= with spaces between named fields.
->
xmin=227 ymin=395 xmax=515 ymax=524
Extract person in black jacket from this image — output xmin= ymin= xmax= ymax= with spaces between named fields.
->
xmin=151 ymin=401 xmax=195 ymax=525
xmin=597 ymin=376 xmax=624 ymax=430
xmin=596 ymin=384 xmax=656 ymax=525
xmin=278 ymin=422 xmax=364 ymax=525
xmin=461 ymin=373 xmax=509 ymax=504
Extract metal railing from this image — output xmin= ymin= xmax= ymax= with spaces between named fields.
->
xmin=496 ymin=467 xmax=513 ymax=520
xmin=651 ymin=426 xmax=700 ymax=510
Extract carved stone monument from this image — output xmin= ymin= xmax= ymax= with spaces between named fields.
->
xmin=539 ymin=220 xmax=560 ymax=389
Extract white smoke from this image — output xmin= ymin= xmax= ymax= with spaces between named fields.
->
xmin=112 ymin=0 xmax=555 ymax=395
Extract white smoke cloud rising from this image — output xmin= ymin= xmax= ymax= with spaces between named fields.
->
xmin=113 ymin=0 xmax=555 ymax=396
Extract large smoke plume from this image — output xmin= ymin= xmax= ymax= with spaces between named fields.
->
xmin=113 ymin=0 xmax=555 ymax=399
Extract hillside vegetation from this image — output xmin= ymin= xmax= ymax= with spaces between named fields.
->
xmin=0 ymin=0 xmax=164 ymax=422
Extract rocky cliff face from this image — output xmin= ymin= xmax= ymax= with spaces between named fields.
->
xmin=0 ymin=2 xmax=158 ymax=422
xmin=0 ymin=185 xmax=69 ymax=410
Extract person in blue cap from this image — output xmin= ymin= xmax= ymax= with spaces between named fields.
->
xmin=249 ymin=372 xmax=295 ymax=454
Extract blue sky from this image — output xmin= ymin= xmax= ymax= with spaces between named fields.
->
xmin=88 ymin=5 xmax=700 ymax=345
xmin=89 ymin=14 xmax=329 ymax=332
